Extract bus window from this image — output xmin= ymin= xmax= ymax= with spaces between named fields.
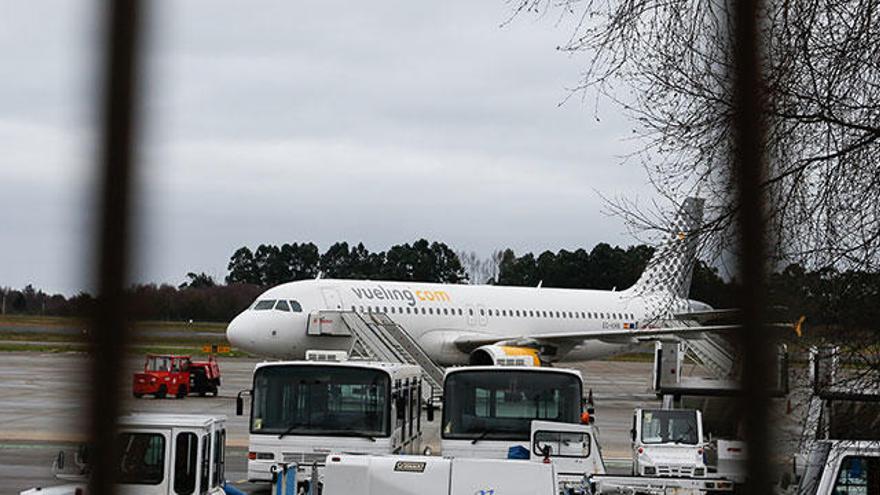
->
xmin=174 ymin=432 xmax=197 ymax=495
xmin=118 ymin=432 xmax=166 ymax=485
xmin=250 ymin=365 xmax=390 ymax=438
xmin=219 ymin=429 xmax=226 ymax=483
xmin=199 ymin=434 xmax=209 ymax=494
xmin=408 ymin=384 xmax=414 ymax=438
xmin=211 ymin=430 xmax=221 ymax=487
xmin=417 ymin=381 xmax=422 ymax=432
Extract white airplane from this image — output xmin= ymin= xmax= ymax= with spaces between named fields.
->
xmin=226 ymin=198 xmax=732 ymax=365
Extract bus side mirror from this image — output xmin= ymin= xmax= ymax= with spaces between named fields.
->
xmin=427 ymin=402 xmax=435 ymax=422
xmin=236 ymin=389 xmax=250 ymax=416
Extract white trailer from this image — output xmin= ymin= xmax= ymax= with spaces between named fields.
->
xmin=441 ymin=365 xmax=586 ymax=460
xmin=238 ymin=357 xmax=425 ymax=482
xmin=20 ymin=414 xmax=228 ymax=495
xmin=322 ymin=454 xmax=559 ymax=495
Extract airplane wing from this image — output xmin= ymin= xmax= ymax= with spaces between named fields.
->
xmin=453 ymin=323 xmax=795 ymax=353
xmin=672 ymin=309 xmax=741 ymax=322
xmin=672 ymin=306 xmax=790 ymax=323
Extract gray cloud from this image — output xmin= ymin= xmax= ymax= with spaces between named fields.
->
xmin=1 ymin=0 xmax=656 ymax=295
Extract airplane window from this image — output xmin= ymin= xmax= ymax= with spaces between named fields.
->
xmin=275 ymin=300 xmax=290 ymax=311
xmin=429 ymin=308 xmax=434 ymax=315
xmin=443 ymin=308 xmax=449 ymax=315
xmin=289 ymin=300 xmax=303 ymax=312
xmin=458 ymin=308 xmax=463 ymax=316
xmin=468 ymin=308 xmax=473 ymax=316
xmin=351 ymin=305 xmax=356 ymax=312
xmin=479 ymin=309 xmax=485 ymax=316
xmin=360 ymin=306 xmax=365 ymax=312
xmin=581 ymin=312 xmax=586 ymax=319
xmin=514 ymin=310 xmax=519 ymax=317
xmin=569 ymin=311 xmax=574 ymax=318
xmin=253 ymin=300 xmax=276 ymax=310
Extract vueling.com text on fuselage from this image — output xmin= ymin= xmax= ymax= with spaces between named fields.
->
xmin=349 ymin=285 xmax=451 ymax=306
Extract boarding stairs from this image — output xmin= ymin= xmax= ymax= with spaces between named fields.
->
xmin=685 ymin=335 xmax=737 ymax=379
xmin=680 ymin=320 xmax=737 ymax=379
xmin=336 ymin=311 xmax=445 ymax=403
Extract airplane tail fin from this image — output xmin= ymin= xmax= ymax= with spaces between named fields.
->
xmin=627 ymin=197 xmax=705 ymax=299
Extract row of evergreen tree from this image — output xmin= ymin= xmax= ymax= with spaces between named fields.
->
xmin=225 ymin=240 xmax=467 ymax=286
xmin=2 ymin=238 xmax=878 ymax=327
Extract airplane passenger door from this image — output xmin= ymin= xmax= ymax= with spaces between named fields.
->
xmin=321 ymin=287 xmax=343 ymax=310
xmin=465 ymin=304 xmax=476 ymax=326
xmin=477 ymin=304 xmax=488 ymax=326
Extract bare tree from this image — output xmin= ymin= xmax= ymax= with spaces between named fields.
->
xmin=509 ymin=0 xmax=880 ymax=272
xmin=458 ymin=250 xmax=504 ymax=285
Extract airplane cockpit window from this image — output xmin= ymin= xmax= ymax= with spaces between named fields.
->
xmin=289 ymin=300 xmax=303 ymax=312
xmin=253 ymin=300 xmax=276 ymax=310
xmin=275 ymin=300 xmax=290 ymax=312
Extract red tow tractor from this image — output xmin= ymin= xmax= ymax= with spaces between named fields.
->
xmin=132 ymin=354 xmax=221 ymax=399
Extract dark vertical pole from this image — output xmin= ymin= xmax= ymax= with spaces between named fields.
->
xmin=730 ymin=0 xmax=772 ymax=494
xmin=88 ymin=1 xmax=143 ymax=494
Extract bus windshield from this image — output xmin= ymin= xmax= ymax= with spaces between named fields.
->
xmin=250 ymin=365 xmax=390 ymax=438
xmin=640 ymin=410 xmax=699 ymax=445
xmin=442 ymin=370 xmax=582 ymax=441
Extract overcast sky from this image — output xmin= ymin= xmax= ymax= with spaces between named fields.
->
xmin=1 ymin=1 xmax=658 ymax=295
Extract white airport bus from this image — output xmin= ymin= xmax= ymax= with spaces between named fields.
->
xmin=238 ymin=355 xmax=424 ymax=482
xmin=441 ymin=365 xmax=585 ymax=459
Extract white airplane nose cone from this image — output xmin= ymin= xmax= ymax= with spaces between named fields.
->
xmin=226 ymin=313 xmax=251 ymax=349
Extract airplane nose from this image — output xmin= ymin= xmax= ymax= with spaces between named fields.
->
xmin=226 ymin=313 xmax=253 ymax=349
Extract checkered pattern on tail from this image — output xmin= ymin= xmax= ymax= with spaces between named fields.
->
xmin=627 ymin=197 xmax=704 ymax=299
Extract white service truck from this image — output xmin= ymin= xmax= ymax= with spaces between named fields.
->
xmin=631 ymin=408 xmax=707 ymax=478
xmin=238 ymin=355 xmax=426 ymax=483
xmin=20 ymin=414 xmax=228 ymax=495
xmin=793 ymin=440 xmax=880 ymax=495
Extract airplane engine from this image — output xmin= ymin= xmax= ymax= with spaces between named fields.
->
xmin=469 ymin=345 xmax=541 ymax=366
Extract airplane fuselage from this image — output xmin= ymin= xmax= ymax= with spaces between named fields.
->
xmin=225 ymin=278 xmax=688 ymax=365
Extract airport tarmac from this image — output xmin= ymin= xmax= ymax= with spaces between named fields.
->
xmin=0 ymin=351 xmax=805 ymax=493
